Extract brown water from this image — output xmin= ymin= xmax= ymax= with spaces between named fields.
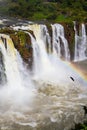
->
xmin=0 ymin=61 xmax=87 ymax=130
xmin=0 ymin=81 xmax=87 ymax=130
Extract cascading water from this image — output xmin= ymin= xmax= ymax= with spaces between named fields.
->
xmin=28 ymin=24 xmax=54 ymax=80
xmin=51 ymin=24 xmax=70 ymax=60
xmin=0 ymin=34 xmax=35 ymax=109
xmin=13 ymin=23 xmax=70 ymax=61
xmin=0 ymin=34 xmax=23 ymax=88
xmin=28 ymin=24 xmax=85 ymax=86
xmin=0 ymin=23 xmax=87 ymax=130
xmin=74 ymin=23 xmax=87 ymax=61
xmin=40 ymin=24 xmax=52 ymax=53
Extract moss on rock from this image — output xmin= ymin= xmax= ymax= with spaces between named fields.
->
xmin=0 ymin=28 xmax=33 ymax=69
xmin=10 ymin=31 xmax=33 ymax=68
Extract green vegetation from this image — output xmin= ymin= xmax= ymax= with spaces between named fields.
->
xmin=81 ymin=124 xmax=87 ymax=130
xmin=0 ymin=1 xmax=87 ymax=128
xmin=72 ymin=122 xmax=87 ymax=130
xmin=0 ymin=28 xmax=33 ymax=67
xmin=0 ymin=0 xmax=86 ymax=23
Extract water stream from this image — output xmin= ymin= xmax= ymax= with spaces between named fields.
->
xmin=0 ymin=23 xmax=87 ymax=130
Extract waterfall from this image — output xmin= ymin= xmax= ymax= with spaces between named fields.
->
xmin=13 ymin=23 xmax=70 ymax=61
xmin=28 ymin=24 xmax=53 ymax=78
xmin=12 ymin=22 xmax=87 ymax=62
xmin=74 ymin=23 xmax=87 ymax=61
xmin=27 ymin=24 xmax=85 ymax=87
xmin=10 ymin=23 xmax=87 ymax=86
xmin=0 ymin=34 xmax=23 ymax=88
xmin=51 ymin=24 xmax=70 ymax=60
xmin=0 ymin=34 xmax=35 ymax=105
xmin=0 ymin=23 xmax=87 ymax=130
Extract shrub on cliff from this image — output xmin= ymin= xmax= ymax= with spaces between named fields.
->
xmin=7 ymin=0 xmax=87 ymax=22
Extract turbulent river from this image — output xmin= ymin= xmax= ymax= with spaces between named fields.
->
xmin=0 ymin=17 xmax=87 ymax=130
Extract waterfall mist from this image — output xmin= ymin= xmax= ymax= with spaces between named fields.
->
xmin=0 ymin=34 xmax=36 ymax=110
xmin=0 ymin=23 xmax=87 ymax=130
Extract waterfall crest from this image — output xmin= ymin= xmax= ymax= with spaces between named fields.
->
xmin=12 ymin=22 xmax=87 ymax=62
xmin=13 ymin=23 xmax=70 ymax=61
xmin=30 ymin=24 xmax=70 ymax=60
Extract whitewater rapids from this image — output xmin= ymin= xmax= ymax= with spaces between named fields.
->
xmin=0 ymin=26 xmax=87 ymax=130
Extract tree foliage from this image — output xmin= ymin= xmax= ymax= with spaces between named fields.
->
xmin=8 ymin=0 xmax=87 ymax=22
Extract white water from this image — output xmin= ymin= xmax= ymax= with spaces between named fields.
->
xmin=0 ymin=34 xmax=35 ymax=107
xmin=0 ymin=34 xmax=23 ymax=88
xmin=28 ymin=24 xmax=86 ymax=87
xmin=12 ymin=23 xmax=70 ymax=61
xmin=51 ymin=24 xmax=70 ymax=60
xmin=0 ymin=25 xmax=87 ymax=130
xmin=74 ymin=23 xmax=87 ymax=61
xmin=12 ymin=22 xmax=87 ymax=62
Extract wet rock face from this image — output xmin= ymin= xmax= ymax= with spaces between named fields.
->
xmin=0 ymin=52 xmax=6 ymax=85
xmin=10 ymin=31 xmax=33 ymax=69
xmin=85 ymin=23 xmax=87 ymax=35
xmin=0 ymin=28 xmax=33 ymax=69
xmin=46 ymin=22 xmax=75 ymax=60
xmin=62 ymin=22 xmax=75 ymax=60
xmin=59 ymin=37 xmax=66 ymax=59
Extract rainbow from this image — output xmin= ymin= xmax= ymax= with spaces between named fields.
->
xmin=69 ymin=62 xmax=87 ymax=81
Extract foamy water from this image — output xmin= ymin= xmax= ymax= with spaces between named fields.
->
xmin=0 ymin=27 xmax=87 ymax=130
xmin=0 ymin=81 xmax=87 ymax=130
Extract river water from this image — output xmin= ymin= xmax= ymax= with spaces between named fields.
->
xmin=0 ymin=17 xmax=87 ymax=130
